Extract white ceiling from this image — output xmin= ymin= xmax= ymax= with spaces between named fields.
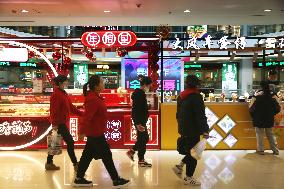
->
xmin=0 ymin=0 xmax=283 ymax=26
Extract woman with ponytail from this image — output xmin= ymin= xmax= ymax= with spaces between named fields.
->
xmin=73 ymin=75 xmax=130 ymax=188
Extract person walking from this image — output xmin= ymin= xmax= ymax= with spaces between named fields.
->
xmin=45 ymin=75 xmax=83 ymax=171
xmin=126 ymin=76 xmax=153 ymax=167
xmin=249 ymin=81 xmax=281 ymax=155
xmin=73 ymin=75 xmax=130 ymax=188
xmin=172 ymin=75 xmax=209 ymax=186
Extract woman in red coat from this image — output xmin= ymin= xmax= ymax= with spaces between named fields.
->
xmin=46 ymin=75 xmax=83 ymax=171
xmin=73 ymin=75 xmax=130 ymax=188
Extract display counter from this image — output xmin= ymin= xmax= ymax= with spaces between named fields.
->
xmin=0 ymin=92 xmax=160 ymax=150
xmin=161 ymin=102 xmax=284 ymax=150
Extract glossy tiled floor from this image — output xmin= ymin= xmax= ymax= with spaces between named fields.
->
xmin=0 ymin=150 xmax=283 ymax=189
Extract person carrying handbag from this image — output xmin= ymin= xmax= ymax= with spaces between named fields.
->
xmin=46 ymin=75 xmax=83 ymax=171
xmin=173 ymin=75 xmax=209 ymax=186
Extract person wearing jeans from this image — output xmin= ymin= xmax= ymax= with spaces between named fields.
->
xmin=46 ymin=75 xmax=83 ymax=171
xmin=73 ymin=75 xmax=129 ymax=187
xmin=173 ymin=75 xmax=209 ymax=186
xmin=126 ymin=76 xmax=152 ymax=167
xmin=249 ymin=81 xmax=281 ymax=155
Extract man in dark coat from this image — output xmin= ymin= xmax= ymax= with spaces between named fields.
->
xmin=173 ymin=75 xmax=209 ymax=186
xmin=249 ymin=81 xmax=281 ymax=155
xmin=126 ymin=76 xmax=153 ymax=167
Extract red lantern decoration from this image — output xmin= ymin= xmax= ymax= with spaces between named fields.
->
xmin=117 ymin=48 xmax=128 ymax=57
xmin=28 ymin=51 xmax=35 ymax=59
xmin=150 ymin=72 xmax=159 ymax=81
xmin=52 ymin=51 xmax=61 ymax=60
xmin=64 ymin=57 xmax=72 ymax=65
xmin=86 ymin=51 xmax=94 ymax=59
xmin=148 ymin=42 xmax=160 ymax=92
xmin=151 ymin=81 xmax=160 ymax=91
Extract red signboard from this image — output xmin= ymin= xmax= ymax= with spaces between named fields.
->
xmin=0 ymin=111 xmax=160 ymax=150
xmin=81 ymin=31 xmax=137 ymax=48
xmin=69 ymin=112 xmax=160 ymax=149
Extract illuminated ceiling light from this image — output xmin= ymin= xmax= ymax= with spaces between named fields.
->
xmin=264 ymin=9 xmax=272 ymax=12
xmin=21 ymin=9 xmax=29 ymax=13
xmin=104 ymin=10 xmax=111 ymax=13
xmin=184 ymin=9 xmax=191 ymax=13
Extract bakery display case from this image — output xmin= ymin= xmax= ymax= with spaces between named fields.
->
xmin=0 ymin=90 xmax=160 ymax=150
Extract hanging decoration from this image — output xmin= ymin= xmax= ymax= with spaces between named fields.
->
xmin=117 ymin=48 xmax=128 ymax=57
xmin=52 ymin=51 xmax=62 ymax=61
xmin=28 ymin=51 xmax=35 ymax=59
xmin=156 ymin=25 xmax=171 ymax=40
xmin=81 ymin=47 xmax=96 ymax=62
xmin=63 ymin=56 xmax=72 ymax=65
xmin=148 ymin=42 xmax=160 ymax=91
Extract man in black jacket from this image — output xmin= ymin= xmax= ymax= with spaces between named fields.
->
xmin=126 ymin=76 xmax=152 ymax=167
xmin=249 ymin=81 xmax=281 ymax=155
xmin=173 ymin=75 xmax=209 ymax=186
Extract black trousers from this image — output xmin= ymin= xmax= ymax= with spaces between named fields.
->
xmin=132 ymin=129 xmax=149 ymax=161
xmin=181 ymin=136 xmax=200 ymax=177
xmin=76 ymin=136 xmax=119 ymax=181
xmin=47 ymin=124 xmax=77 ymax=165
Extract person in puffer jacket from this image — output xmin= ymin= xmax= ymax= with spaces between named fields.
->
xmin=172 ymin=75 xmax=209 ymax=186
xmin=249 ymin=81 xmax=281 ymax=155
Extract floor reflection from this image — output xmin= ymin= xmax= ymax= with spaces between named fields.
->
xmin=0 ymin=150 xmax=283 ymax=189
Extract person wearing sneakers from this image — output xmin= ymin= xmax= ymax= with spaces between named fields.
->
xmin=126 ymin=76 xmax=152 ymax=167
xmin=73 ymin=75 xmax=130 ymax=188
xmin=173 ymin=75 xmax=209 ymax=186
xmin=249 ymin=81 xmax=281 ymax=155
xmin=45 ymin=75 xmax=83 ymax=171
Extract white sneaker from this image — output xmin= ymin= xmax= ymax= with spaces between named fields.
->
xmin=184 ymin=176 xmax=201 ymax=186
xmin=172 ymin=165 xmax=183 ymax=179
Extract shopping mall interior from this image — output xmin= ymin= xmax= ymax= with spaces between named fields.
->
xmin=0 ymin=0 xmax=284 ymax=188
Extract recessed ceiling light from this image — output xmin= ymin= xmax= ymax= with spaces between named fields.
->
xmin=104 ymin=10 xmax=111 ymax=13
xmin=264 ymin=9 xmax=272 ymax=12
xmin=21 ymin=9 xmax=29 ymax=13
xmin=184 ymin=9 xmax=191 ymax=13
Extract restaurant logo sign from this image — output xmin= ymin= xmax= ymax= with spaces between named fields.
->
xmin=172 ymin=36 xmax=284 ymax=50
xmin=0 ymin=120 xmax=33 ymax=136
xmin=81 ymin=31 xmax=137 ymax=48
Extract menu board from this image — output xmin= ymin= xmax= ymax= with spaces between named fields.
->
xmin=74 ymin=64 xmax=88 ymax=89
xmin=217 ymin=115 xmax=236 ymax=134
xmin=207 ymin=129 xmax=223 ymax=148
xmin=223 ymin=134 xmax=238 ymax=148
xmin=205 ymin=107 xmax=219 ymax=128
xmin=222 ymin=63 xmax=237 ymax=91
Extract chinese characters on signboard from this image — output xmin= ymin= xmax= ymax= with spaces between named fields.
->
xmin=81 ymin=31 xmax=137 ymax=48
xmin=172 ymin=36 xmax=284 ymax=50
xmin=68 ymin=114 xmax=160 ymax=149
